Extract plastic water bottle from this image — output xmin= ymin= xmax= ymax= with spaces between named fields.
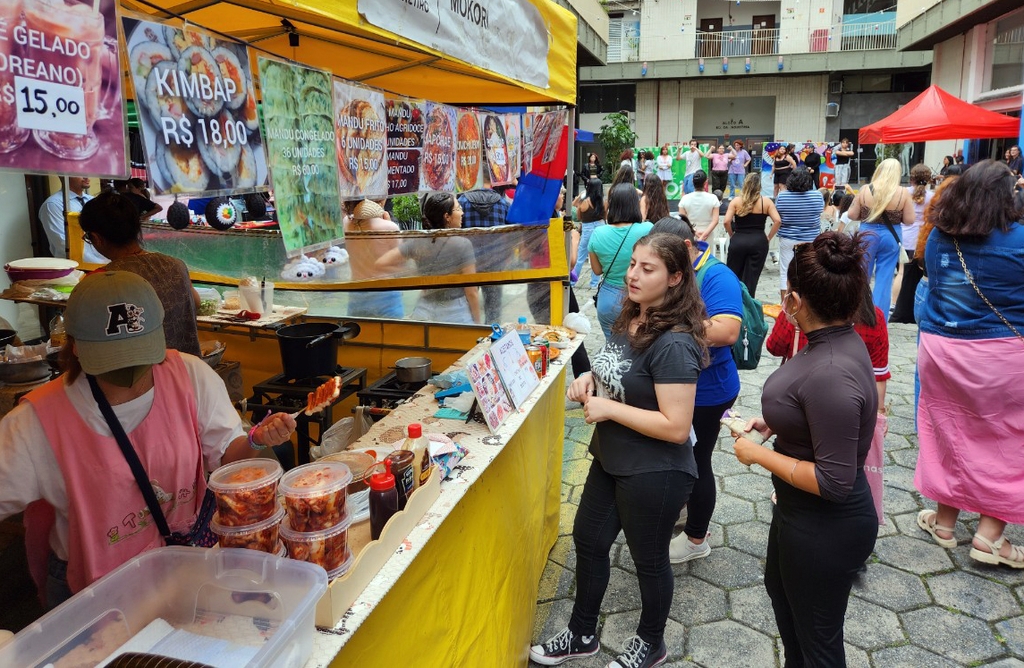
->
xmin=517 ymin=316 xmax=531 ymax=345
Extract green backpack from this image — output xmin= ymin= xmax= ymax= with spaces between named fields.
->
xmin=695 ymin=256 xmax=767 ymax=370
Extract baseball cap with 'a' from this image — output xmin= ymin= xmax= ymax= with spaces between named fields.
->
xmin=64 ymin=271 xmax=167 ymax=375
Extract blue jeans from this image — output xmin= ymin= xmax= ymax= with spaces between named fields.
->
xmin=860 ymin=222 xmax=900 ymax=320
xmin=347 ymin=291 xmax=404 ymax=319
xmin=684 ymin=174 xmax=695 ymax=194
xmin=569 ymin=458 xmax=695 ymax=645
xmin=728 ymin=172 xmax=744 ymax=196
xmin=596 ymin=283 xmax=625 ymax=338
xmin=574 ymin=221 xmax=605 ymax=288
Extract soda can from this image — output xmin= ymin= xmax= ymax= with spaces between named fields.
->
xmin=525 ymin=345 xmax=543 ymax=378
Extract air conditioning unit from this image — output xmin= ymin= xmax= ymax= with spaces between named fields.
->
xmin=829 ymin=80 xmax=843 ymax=95
xmin=825 ymin=102 xmax=840 ymax=118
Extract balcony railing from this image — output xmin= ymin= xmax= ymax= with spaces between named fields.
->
xmin=693 ymin=18 xmax=896 ymax=59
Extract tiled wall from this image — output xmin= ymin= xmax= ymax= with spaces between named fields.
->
xmin=634 ymin=75 xmax=829 ymax=146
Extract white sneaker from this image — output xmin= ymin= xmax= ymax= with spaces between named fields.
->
xmin=669 ymin=533 xmax=710 ymax=564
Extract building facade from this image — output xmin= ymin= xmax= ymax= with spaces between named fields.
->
xmin=579 ymin=0 xmax=933 ymax=181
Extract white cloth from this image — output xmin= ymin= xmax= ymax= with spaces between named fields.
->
xmin=903 ymin=187 xmax=932 ymax=253
xmin=684 ymin=150 xmax=703 ymax=176
xmin=0 ymin=354 xmax=244 ymax=560
xmin=678 ymin=191 xmax=719 ymax=226
xmin=38 ymin=190 xmax=108 ymax=264
xmin=656 ymin=155 xmax=672 ymax=172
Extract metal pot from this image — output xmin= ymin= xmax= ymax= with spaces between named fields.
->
xmin=392 ymin=356 xmax=432 ymax=384
xmin=275 ymin=322 xmax=360 ymax=380
xmin=0 ymin=330 xmax=16 ymax=347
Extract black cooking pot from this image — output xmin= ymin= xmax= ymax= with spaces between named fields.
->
xmin=0 ymin=329 xmax=16 ymax=347
xmin=275 ymin=322 xmax=360 ymax=380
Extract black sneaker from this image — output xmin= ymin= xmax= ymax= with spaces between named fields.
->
xmin=529 ymin=627 xmax=599 ymax=665
xmin=607 ymin=635 xmax=667 ymax=668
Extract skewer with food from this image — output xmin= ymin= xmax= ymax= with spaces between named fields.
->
xmin=290 ymin=375 xmax=342 ymax=418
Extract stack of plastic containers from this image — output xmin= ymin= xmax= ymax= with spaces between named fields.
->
xmin=207 ymin=459 xmax=286 ymax=556
xmin=279 ymin=461 xmax=354 ymax=579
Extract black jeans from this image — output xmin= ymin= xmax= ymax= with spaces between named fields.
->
xmin=683 ymin=398 xmax=737 ymax=540
xmin=890 ymin=260 xmax=922 ymax=324
xmin=569 ymin=458 xmax=695 ymax=645
xmin=766 ymin=471 xmax=877 ymax=667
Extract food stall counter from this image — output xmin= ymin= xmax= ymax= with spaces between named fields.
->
xmin=304 ymin=335 xmax=582 ymax=667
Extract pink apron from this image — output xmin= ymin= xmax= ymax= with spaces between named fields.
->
xmin=23 ymin=351 xmax=207 ymax=594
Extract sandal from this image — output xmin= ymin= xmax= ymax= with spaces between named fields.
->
xmin=969 ymin=534 xmax=1024 ymax=569
xmin=917 ymin=509 xmax=956 ymax=548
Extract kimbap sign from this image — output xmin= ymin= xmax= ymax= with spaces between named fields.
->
xmin=0 ymin=0 xmax=127 ymax=178
xmin=121 ymin=15 xmax=268 ymax=196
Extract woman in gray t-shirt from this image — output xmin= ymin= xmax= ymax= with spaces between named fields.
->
xmin=531 ymin=233 xmax=706 ymax=668
xmin=377 ymin=192 xmax=480 ymax=324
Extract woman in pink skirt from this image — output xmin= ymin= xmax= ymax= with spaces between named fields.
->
xmin=914 ymin=160 xmax=1024 ymax=568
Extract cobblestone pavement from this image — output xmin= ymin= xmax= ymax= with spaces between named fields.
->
xmin=532 ymin=257 xmax=1024 ymax=668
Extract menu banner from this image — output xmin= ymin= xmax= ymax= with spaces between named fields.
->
xmin=0 ymin=0 xmax=127 ymax=178
xmin=358 ymin=0 xmax=550 ymax=89
xmin=122 ymin=16 xmax=268 ymax=195
xmin=533 ymin=110 xmax=568 ymax=165
xmin=258 ymin=56 xmax=343 ymax=255
xmin=479 ymin=112 xmax=510 ymax=188
xmin=454 ymin=109 xmax=482 ymax=193
xmin=419 ymin=102 xmax=455 ymax=192
xmin=384 ymin=96 xmax=424 ymax=195
xmin=466 ymin=347 xmax=514 ymax=433
xmin=503 ymin=113 xmax=521 ymax=183
xmin=521 ymin=113 xmax=535 ymax=175
xmin=333 ymin=79 xmax=386 ymax=200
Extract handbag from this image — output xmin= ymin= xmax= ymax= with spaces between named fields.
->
xmin=86 ymin=374 xmax=218 ymax=547
xmin=593 ymin=225 xmax=632 ymax=305
xmin=953 ymin=238 xmax=1024 ymax=344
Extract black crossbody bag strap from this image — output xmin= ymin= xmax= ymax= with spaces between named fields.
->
xmin=86 ymin=374 xmax=173 ymax=539
xmin=595 ymin=225 xmax=632 ymax=299
xmin=868 ymin=185 xmax=904 ymax=247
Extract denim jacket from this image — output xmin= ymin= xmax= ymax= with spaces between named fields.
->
xmin=920 ymin=223 xmax=1024 ymax=340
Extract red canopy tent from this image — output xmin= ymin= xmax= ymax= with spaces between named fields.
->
xmin=859 ymin=85 xmax=1020 ymax=144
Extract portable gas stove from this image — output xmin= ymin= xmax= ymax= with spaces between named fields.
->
xmin=356 ymin=371 xmax=428 ymax=421
xmin=244 ymin=365 xmax=366 ymax=466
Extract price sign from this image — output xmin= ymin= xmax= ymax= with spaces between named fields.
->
xmin=14 ymin=76 xmax=87 ymax=136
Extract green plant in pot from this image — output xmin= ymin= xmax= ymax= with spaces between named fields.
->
xmin=391 ymin=194 xmax=422 ymax=231
xmin=598 ymin=111 xmax=637 ymax=182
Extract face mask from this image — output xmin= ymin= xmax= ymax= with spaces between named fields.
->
xmin=97 ymin=365 xmax=152 ymax=388
xmin=783 ymin=293 xmax=801 ymax=328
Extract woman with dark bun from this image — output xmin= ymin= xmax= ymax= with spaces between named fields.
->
xmin=730 ymin=232 xmax=878 ymax=666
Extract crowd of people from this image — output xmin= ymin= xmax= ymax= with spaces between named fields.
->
xmin=540 ymin=151 xmax=1024 ymax=668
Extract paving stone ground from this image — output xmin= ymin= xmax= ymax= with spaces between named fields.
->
xmin=531 ymin=258 xmax=1024 ymax=667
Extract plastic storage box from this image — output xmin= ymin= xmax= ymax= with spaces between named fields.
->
xmin=0 ymin=546 xmax=327 ymax=668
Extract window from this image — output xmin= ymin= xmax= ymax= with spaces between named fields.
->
xmin=579 ymin=85 xmax=637 ymax=114
xmin=608 ymin=14 xmax=641 ymax=63
xmin=842 ymin=74 xmax=892 ymax=92
xmin=989 ymin=9 xmax=1024 ymax=92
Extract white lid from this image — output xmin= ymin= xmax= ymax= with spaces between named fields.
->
xmin=279 ymin=461 xmax=352 ymax=499
xmin=208 ymin=459 xmax=283 ymax=493
xmin=5 ymin=258 xmax=78 ymax=270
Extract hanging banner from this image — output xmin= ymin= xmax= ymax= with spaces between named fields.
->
xmin=0 ymin=0 xmax=127 ymax=178
xmin=508 ymin=112 xmax=568 ymax=225
xmin=258 ymin=56 xmax=342 ymax=254
xmin=357 ymin=0 xmax=550 ymax=89
xmin=420 ymin=102 xmax=455 ymax=192
xmin=504 ymin=114 xmax=522 ymax=182
xmin=521 ymin=113 xmax=535 ymax=175
xmin=122 ymin=16 xmax=268 ymax=195
xmin=333 ymin=80 xmax=387 ymax=200
xmin=455 ymin=109 xmax=482 ymax=192
xmin=533 ymin=110 xmax=569 ymax=166
xmin=385 ymin=96 xmax=424 ymax=195
xmin=479 ymin=111 xmax=510 ymax=188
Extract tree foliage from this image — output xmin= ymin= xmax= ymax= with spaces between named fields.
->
xmin=597 ymin=112 xmax=637 ymax=169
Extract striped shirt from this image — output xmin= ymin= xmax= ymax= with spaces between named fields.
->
xmin=775 ymin=190 xmax=824 ymax=241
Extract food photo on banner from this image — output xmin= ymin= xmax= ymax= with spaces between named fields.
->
xmin=257 ymin=56 xmax=342 ymax=255
xmin=480 ymin=111 xmax=511 ymax=187
xmin=503 ymin=114 xmax=521 ymax=182
xmin=384 ymin=96 xmax=424 ymax=195
xmin=455 ymin=108 xmax=483 ymax=193
xmin=420 ymin=102 xmax=456 ymax=193
xmin=121 ymin=15 xmax=268 ymax=195
xmin=0 ymin=0 xmax=127 ymax=177
xmin=333 ymin=79 xmax=387 ymax=201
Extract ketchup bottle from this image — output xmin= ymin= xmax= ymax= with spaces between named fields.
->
xmin=369 ymin=460 xmax=400 ymax=540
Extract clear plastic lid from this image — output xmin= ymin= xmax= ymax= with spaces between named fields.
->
xmin=326 ymin=551 xmax=354 ymax=581
xmin=321 ymin=451 xmax=375 ymax=483
xmin=279 ymin=461 xmax=352 ymax=499
xmin=207 ymin=458 xmax=283 ymax=493
xmin=210 ymin=504 xmax=285 ymax=536
xmin=278 ymin=511 xmax=352 ymax=541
